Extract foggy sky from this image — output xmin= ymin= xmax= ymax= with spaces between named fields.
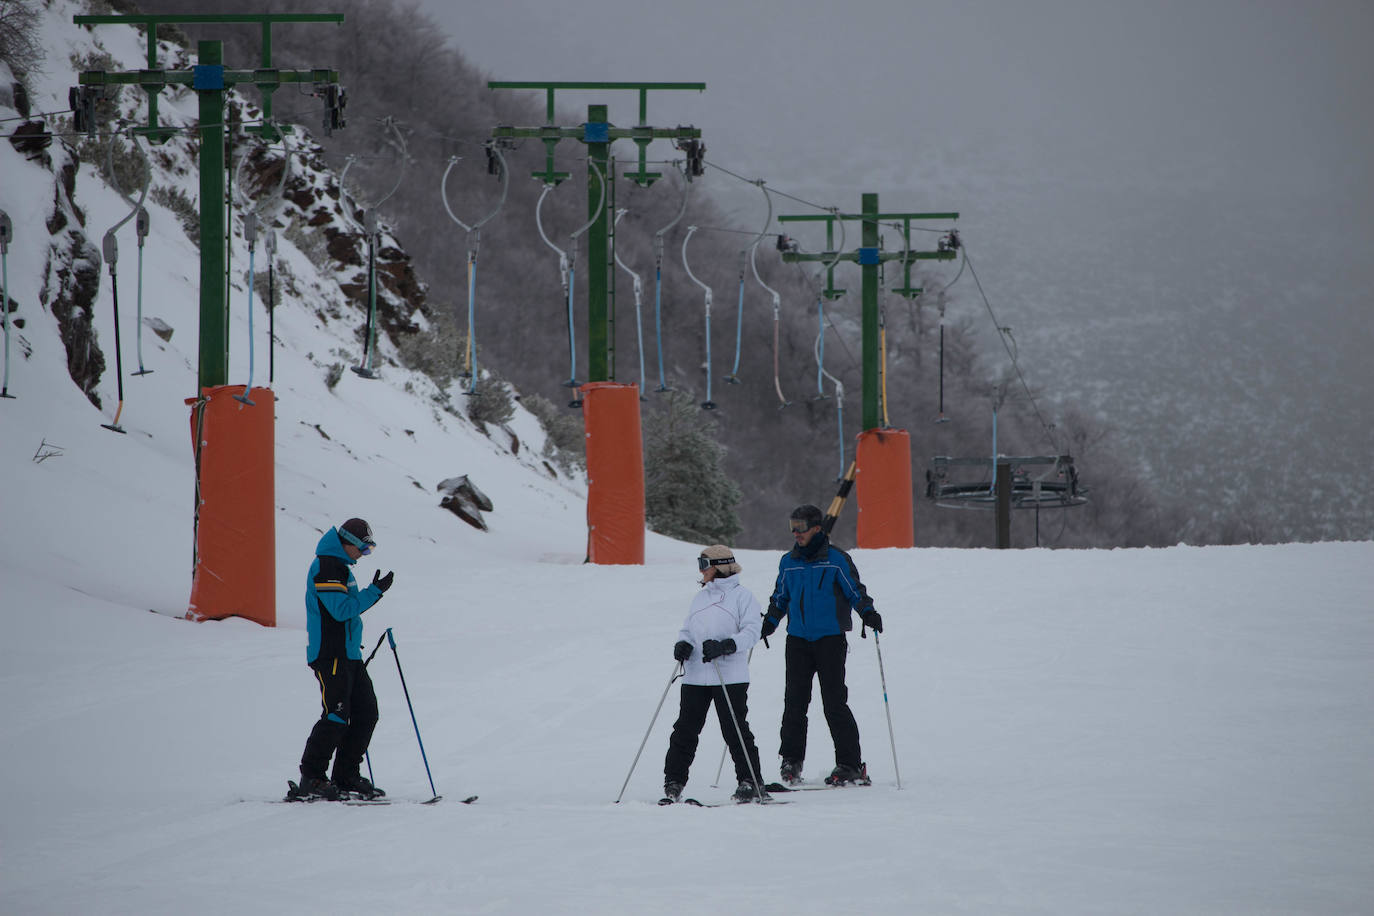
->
xmin=416 ymin=0 xmax=1374 ymax=207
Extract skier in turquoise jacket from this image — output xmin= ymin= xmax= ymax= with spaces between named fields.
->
xmin=291 ymin=518 xmax=395 ymax=801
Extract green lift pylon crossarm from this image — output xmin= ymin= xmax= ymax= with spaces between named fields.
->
xmin=74 ymin=13 xmax=344 ymax=143
xmin=488 ymin=81 xmax=705 ymax=385
xmin=779 ymin=194 xmax=959 ymax=431
xmin=75 ymin=14 xmax=344 ymax=391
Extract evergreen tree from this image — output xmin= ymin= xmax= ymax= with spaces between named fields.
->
xmin=644 ymin=392 xmax=742 ymax=544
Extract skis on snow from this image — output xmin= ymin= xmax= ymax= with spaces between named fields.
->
xmin=657 ymin=794 xmax=790 ymax=807
xmin=763 ymin=778 xmax=872 ymax=793
xmin=282 ymin=780 xmax=474 ymax=805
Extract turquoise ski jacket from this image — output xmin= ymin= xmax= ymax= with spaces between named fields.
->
xmin=305 ymin=528 xmax=384 ymax=664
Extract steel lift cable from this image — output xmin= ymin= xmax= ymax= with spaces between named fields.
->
xmin=98 ymin=130 xmax=151 ymax=433
xmin=612 ymin=208 xmax=648 ymax=397
xmin=962 ymin=245 xmax=1063 ymax=455
xmin=441 ymin=141 xmax=510 ymax=395
xmin=651 ymin=162 xmax=692 ymax=392
xmin=680 ymin=225 xmax=716 ymax=409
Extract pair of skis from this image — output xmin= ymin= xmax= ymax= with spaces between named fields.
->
xmin=658 ymin=795 xmax=789 ymax=808
xmin=657 ymin=778 xmax=871 ymax=806
xmin=281 ymin=779 xmax=473 ymax=806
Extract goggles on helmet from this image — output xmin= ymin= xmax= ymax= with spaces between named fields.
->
xmin=339 ymin=528 xmax=377 ymax=555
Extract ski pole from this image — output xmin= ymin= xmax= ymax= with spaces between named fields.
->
xmin=362 ymin=630 xmax=387 ymax=788
xmin=387 ymin=628 xmax=441 ymax=803
xmin=873 ymin=631 xmax=902 ymax=790
xmin=711 ymin=659 xmax=766 ymax=803
xmin=364 ymin=631 xmax=387 ymax=667
xmin=711 ymin=647 xmax=753 ymax=787
xmin=614 ymin=663 xmax=683 ymax=804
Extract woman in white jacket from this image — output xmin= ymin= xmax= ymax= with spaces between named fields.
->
xmin=662 ymin=545 xmax=767 ymax=803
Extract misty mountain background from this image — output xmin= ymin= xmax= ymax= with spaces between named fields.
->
xmin=40 ymin=0 xmax=1374 ymax=549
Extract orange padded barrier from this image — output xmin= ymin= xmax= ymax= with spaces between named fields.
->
xmin=185 ymin=386 xmax=276 ymax=625
xmin=581 ymin=382 xmax=645 ymax=565
xmin=855 ymin=427 xmax=914 ymax=549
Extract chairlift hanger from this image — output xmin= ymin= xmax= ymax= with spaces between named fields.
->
xmin=1 ymin=209 xmax=15 ymax=399
xmin=230 ymin=124 xmax=293 ymax=403
xmin=747 ymin=193 xmax=787 ymax=408
xmin=724 ymin=179 xmax=773 ymax=386
xmin=441 ymin=141 xmax=510 ymax=395
xmin=99 ymin=128 xmax=152 ymax=433
xmin=341 ymin=117 xmax=408 ymax=380
xmin=612 ymin=208 xmax=648 ymax=398
xmin=534 ymin=157 xmax=606 ymax=406
xmin=679 ymin=225 xmax=716 ymax=409
xmin=650 ymin=161 xmax=692 ymax=392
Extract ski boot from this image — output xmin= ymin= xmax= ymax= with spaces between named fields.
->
xmin=732 ymin=780 xmax=770 ymax=803
xmin=286 ymin=775 xmax=340 ymax=802
xmin=659 ymin=781 xmax=685 ymax=806
xmin=779 ymin=758 xmax=803 ymax=786
xmin=824 ymin=762 xmax=871 ymax=787
xmin=333 ymin=772 xmax=385 ymax=800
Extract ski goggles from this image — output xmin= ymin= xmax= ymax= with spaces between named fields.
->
xmin=698 ymin=554 xmax=735 ymax=571
xmin=790 ymin=520 xmax=818 ymax=533
xmin=339 ymin=528 xmax=377 ymax=555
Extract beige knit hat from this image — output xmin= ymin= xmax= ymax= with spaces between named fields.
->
xmin=699 ymin=544 xmax=741 ymax=577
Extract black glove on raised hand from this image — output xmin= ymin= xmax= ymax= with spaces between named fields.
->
xmin=372 ymin=570 xmax=395 ymax=593
xmin=861 ymin=610 xmax=882 ymax=633
xmin=760 ymin=616 xmax=778 ymax=639
xmin=701 ymin=638 xmax=736 ymax=662
xmin=673 ymin=640 xmax=692 ymax=662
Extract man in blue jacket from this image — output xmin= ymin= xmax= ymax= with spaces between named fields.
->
xmin=761 ymin=504 xmax=883 ymax=786
xmin=290 ymin=518 xmax=395 ymax=800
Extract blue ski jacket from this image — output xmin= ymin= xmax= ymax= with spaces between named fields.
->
xmin=763 ymin=533 xmax=875 ymax=642
xmin=305 ymin=527 xmax=384 ymax=664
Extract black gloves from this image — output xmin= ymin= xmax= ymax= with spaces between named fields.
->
xmin=760 ymin=616 xmax=778 ymax=639
xmin=673 ymin=640 xmax=692 ymax=662
xmin=701 ymin=638 xmax=736 ymax=662
xmin=372 ymin=570 xmax=395 ymax=593
xmin=861 ymin=610 xmax=882 ymax=633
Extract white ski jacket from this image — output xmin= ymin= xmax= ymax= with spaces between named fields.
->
xmin=677 ymin=575 xmax=762 ymax=686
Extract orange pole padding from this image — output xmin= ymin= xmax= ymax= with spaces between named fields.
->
xmin=855 ymin=427 xmax=914 ymax=549
xmin=581 ymin=382 xmax=645 ymax=565
xmin=185 ymin=385 xmax=276 ymax=625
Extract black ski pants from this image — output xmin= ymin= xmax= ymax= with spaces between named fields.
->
xmin=664 ymin=682 xmax=762 ymax=787
xmin=779 ymin=633 xmax=862 ymax=769
xmin=300 ymin=656 xmax=379 ymax=781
